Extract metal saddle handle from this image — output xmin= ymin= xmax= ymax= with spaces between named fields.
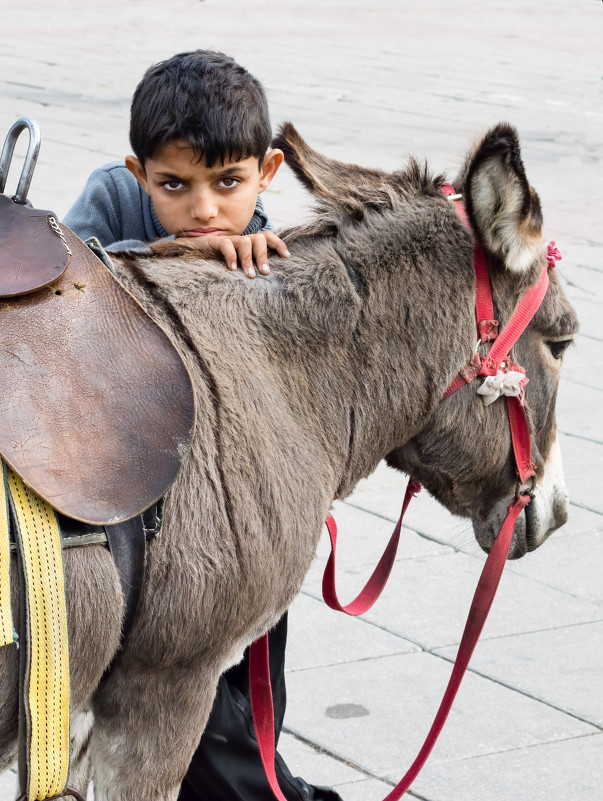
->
xmin=0 ymin=116 xmax=41 ymax=204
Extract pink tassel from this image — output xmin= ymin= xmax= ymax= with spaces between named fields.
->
xmin=547 ymin=241 xmax=562 ymax=269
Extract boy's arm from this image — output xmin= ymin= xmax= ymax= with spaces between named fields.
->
xmin=64 ymin=165 xmax=154 ymax=253
xmin=63 ymin=168 xmax=123 ymax=246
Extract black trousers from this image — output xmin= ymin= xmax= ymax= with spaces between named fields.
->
xmin=178 ymin=613 xmax=342 ymax=801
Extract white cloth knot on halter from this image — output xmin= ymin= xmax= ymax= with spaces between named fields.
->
xmin=477 ymin=370 xmax=527 ymax=407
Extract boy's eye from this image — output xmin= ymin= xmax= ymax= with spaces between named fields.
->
xmin=162 ymin=180 xmax=185 ymax=191
xmin=218 ymin=177 xmax=240 ymax=189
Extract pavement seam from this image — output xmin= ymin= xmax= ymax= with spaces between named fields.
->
xmin=432 ymin=654 xmax=603 ymax=733
xmin=281 ymin=727 xmax=434 ymax=799
xmin=561 ymin=376 xmax=603 ymax=393
xmin=294 ymin=597 xmax=603 ymax=732
xmin=339 ymin=499 xmax=472 ymax=553
xmin=558 ymin=429 xmax=603 ymax=446
xmin=300 ymin=585 xmax=603 ymax=648
xmin=449 ymin=730 xmax=602 ymax=765
xmin=567 ymin=499 xmax=603 ymax=517
xmin=281 ymin=727 xmax=396 ymax=787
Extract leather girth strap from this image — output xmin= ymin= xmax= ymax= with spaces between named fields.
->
xmin=57 ymin=511 xmax=150 ymax=653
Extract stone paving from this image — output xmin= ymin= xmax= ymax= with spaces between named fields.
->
xmin=0 ymin=1 xmax=602 ymax=799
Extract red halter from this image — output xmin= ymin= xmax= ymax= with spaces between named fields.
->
xmin=249 ymin=185 xmax=560 ymax=800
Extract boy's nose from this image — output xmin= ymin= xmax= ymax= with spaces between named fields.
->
xmin=192 ymin=190 xmax=218 ymax=223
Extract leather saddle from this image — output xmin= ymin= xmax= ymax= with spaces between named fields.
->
xmin=0 ymin=119 xmax=195 ymax=525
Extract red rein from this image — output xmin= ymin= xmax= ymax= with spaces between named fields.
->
xmin=249 ymin=185 xmax=558 ymax=800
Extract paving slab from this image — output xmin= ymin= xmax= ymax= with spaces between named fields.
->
xmin=286 ymin=593 xmax=418 ymax=673
xmin=0 ymin=767 xmax=17 ymax=799
xmin=435 ymin=620 xmax=603 ymax=729
xmin=302 ymin=545 xmax=603 ymax=651
xmin=556 ymin=376 xmax=603 ymax=445
xmin=411 ymin=732 xmax=603 ymax=801
xmin=343 ymin=462 xmax=475 ymax=550
xmin=330 ymin=778 xmax=397 ymax=801
xmin=559 ymin=433 xmax=603 ymax=515
xmin=558 ymin=332 xmax=603 ymax=392
xmin=277 ymin=731 xmax=368 ymax=789
xmin=308 ymin=500 xmax=453 ymax=578
xmin=504 ymin=505 xmax=603 ymax=607
xmin=284 ymin=652 xmax=597 ymax=784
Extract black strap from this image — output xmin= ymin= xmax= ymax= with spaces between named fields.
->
xmin=104 ymin=516 xmax=147 ymax=647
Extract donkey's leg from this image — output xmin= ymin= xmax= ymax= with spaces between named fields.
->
xmin=91 ymin=663 xmax=222 ymax=801
xmin=0 ymin=639 xmax=18 ymax=772
xmin=65 ymin=704 xmax=94 ymax=800
xmin=0 ymin=554 xmax=20 ymax=772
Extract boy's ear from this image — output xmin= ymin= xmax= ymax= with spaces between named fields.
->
xmin=125 ymin=155 xmax=148 ymax=192
xmin=258 ymin=149 xmax=284 ymax=192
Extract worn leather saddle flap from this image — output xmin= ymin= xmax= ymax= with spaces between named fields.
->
xmin=0 ymin=223 xmax=196 ymax=525
xmin=0 ymin=194 xmax=70 ymax=297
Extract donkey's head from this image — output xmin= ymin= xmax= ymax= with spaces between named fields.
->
xmin=275 ymin=123 xmax=578 ymax=559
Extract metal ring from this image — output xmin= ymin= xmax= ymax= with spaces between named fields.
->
xmin=514 ymin=473 xmax=537 ymax=500
xmin=0 ymin=117 xmax=41 ymax=204
xmin=16 ymin=787 xmax=87 ymax=801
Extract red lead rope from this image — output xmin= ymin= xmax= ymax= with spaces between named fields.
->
xmin=322 ymin=478 xmax=422 ymax=615
xmin=249 ymin=496 xmax=529 ymax=801
xmin=249 ymin=184 xmax=553 ymax=800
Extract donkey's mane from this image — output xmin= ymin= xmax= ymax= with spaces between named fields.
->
xmin=272 ymin=123 xmax=445 ymax=244
xmin=279 ymin=159 xmax=445 ymax=245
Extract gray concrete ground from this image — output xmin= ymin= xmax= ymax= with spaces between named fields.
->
xmin=1 ymin=1 xmax=602 ymax=799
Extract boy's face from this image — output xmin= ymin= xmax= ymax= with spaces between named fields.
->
xmin=126 ymin=141 xmax=283 ymax=238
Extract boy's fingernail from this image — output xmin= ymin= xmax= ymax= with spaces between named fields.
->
xmin=284 ymin=249 xmax=291 ymax=257
xmin=248 ymin=267 xmax=256 ymax=278
xmin=260 ymin=263 xmax=270 ymax=274
xmin=230 ymin=263 xmax=237 ymax=271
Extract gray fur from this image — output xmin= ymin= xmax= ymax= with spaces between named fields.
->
xmin=0 ymin=123 xmax=577 ymax=799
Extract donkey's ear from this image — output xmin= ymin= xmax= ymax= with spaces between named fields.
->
xmin=272 ymin=123 xmax=387 ymax=215
xmin=464 ymin=123 xmax=544 ymax=273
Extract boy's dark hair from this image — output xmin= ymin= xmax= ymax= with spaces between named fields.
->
xmin=130 ymin=50 xmax=271 ymax=168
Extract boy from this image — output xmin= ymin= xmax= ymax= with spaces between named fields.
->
xmin=65 ymin=50 xmax=341 ymax=801
xmin=65 ymin=50 xmax=289 ymax=277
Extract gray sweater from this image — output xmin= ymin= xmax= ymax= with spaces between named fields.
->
xmin=64 ymin=161 xmax=271 ymax=251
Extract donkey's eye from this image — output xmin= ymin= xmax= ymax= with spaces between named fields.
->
xmin=547 ymin=339 xmax=572 ymax=359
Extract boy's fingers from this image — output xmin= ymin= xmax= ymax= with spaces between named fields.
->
xmin=264 ymin=231 xmax=291 ymax=258
xmin=251 ymin=234 xmax=270 ymax=275
xmin=217 ymin=238 xmax=238 ymax=271
xmin=235 ymin=237 xmax=256 ymax=278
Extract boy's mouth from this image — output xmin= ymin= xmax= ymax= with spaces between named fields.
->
xmin=182 ymin=228 xmax=225 ymax=237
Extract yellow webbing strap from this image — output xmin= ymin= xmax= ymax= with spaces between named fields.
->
xmin=0 ymin=464 xmax=15 ymax=647
xmin=6 ymin=466 xmax=70 ymax=801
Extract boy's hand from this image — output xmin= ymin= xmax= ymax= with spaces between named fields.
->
xmin=174 ymin=232 xmax=290 ymax=278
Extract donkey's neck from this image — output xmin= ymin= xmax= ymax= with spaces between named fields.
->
xmin=318 ymin=230 xmax=476 ymax=499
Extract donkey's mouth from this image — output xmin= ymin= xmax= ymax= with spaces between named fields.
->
xmin=473 ymin=482 xmax=568 ymax=560
xmin=473 ymin=497 xmax=531 ymax=560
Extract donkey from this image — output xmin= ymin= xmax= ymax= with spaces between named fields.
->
xmin=0 ymin=122 xmax=577 ymax=800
